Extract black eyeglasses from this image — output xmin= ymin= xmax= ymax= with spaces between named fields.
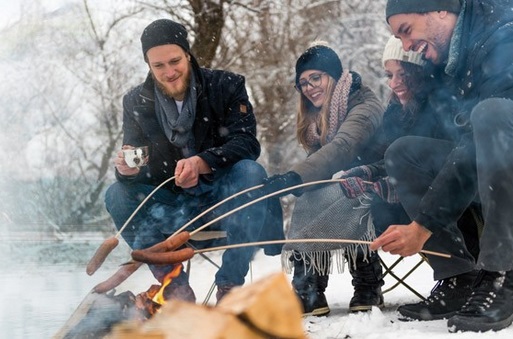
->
xmin=295 ymin=72 xmax=326 ymax=93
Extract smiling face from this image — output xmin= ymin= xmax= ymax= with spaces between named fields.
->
xmin=298 ymin=70 xmax=331 ymax=108
xmin=146 ymin=44 xmax=191 ymax=100
xmin=384 ymin=60 xmax=412 ymax=105
xmin=388 ymin=11 xmax=457 ymax=65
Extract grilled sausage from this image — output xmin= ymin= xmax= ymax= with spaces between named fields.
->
xmin=93 ymin=261 xmax=142 ymax=293
xmin=86 ymin=236 xmax=119 ymax=275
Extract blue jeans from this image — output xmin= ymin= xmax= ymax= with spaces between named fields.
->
xmin=105 ymin=159 xmax=269 ymax=286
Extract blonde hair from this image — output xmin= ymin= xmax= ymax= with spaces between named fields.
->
xmin=296 ymin=75 xmax=336 ymax=153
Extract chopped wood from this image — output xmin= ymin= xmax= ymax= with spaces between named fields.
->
xmin=217 ymin=272 xmax=306 ymax=339
xmin=108 ymin=272 xmax=306 ymax=339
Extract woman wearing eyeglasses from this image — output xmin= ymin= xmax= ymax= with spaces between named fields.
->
xmin=261 ymin=41 xmax=386 ymax=316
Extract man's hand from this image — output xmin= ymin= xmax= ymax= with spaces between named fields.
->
xmin=174 ymin=156 xmax=211 ymax=188
xmin=115 ymin=145 xmax=140 ymax=176
xmin=131 ymin=231 xmax=195 ymax=265
xmin=370 ymin=221 xmax=432 ymax=257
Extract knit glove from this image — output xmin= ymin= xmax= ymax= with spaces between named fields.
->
xmin=338 ymin=165 xmax=376 ymax=181
xmin=339 ymin=177 xmax=369 ymax=199
xmin=369 ymin=177 xmax=399 ymax=203
xmin=339 ymin=176 xmax=399 ymax=203
xmin=261 ymin=171 xmax=303 ymax=198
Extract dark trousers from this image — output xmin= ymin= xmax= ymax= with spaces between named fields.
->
xmin=384 ymin=98 xmax=513 ymax=279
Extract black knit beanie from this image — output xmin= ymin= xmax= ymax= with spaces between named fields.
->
xmin=386 ymin=0 xmax=461 ymax=22
xmin=141 ymin=19 xmax=190 ymax=60
xmin=295 ymin=44 xmax=343 ymax=85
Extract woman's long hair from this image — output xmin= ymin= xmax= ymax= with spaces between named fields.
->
xmin=389 ymin=61 xmax=435 ymax=126
xmin=296 ymin=75 xmax=337 ymax=153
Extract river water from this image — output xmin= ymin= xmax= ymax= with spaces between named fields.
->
xmin=0 ymin=236 xmax=223 ymax=339
xmin=0 ymin=235 xmax=156 ymax=338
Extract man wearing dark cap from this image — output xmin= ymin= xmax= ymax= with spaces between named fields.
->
xmin=371 ymin=0 xmax=513 ymax=333
xmin=105 ymin=19 xmax=283 ymax=304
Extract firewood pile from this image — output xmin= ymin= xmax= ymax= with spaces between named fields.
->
xmin=55 ymin=272 xmax=306 ymax=339
xmin=108 ymin=272 xmax=306 ymax=339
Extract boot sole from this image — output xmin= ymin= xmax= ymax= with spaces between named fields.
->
xmin=303 ymin=306 xmax=331 ymax=317
xmin=350 ymin=302 xmax=385 ymax=313
xmin=448 ymin=313 xmax=513 ymax=333
xmin=398 ymin=307 xmax=457 ymax=321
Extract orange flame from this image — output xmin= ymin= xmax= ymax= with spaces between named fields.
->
xmin=152 ymin=264 xmax=184 ymax=305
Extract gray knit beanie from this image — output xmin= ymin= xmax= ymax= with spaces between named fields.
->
xmin=141 ymin=19 xmax=190 ymax=60
xmin=386 ymin=0 xmax=461 ymax=22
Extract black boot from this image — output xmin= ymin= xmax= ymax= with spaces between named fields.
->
xmin=448 ymin=270 xmax=513 ymax=332
xmin=398 ymin=270 xmax=478 ymax=321
xmin=291 ymin=253 xmax=330 ymax=316
xmin=349 ymin=250 xmax=385 ymax=312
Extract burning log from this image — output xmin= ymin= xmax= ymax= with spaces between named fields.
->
xmin=108 ymin=272 xmax=306 ymax=339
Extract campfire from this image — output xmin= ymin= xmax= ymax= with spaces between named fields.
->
xmin=133 ymin=263 xmax=185 ymax=318
xmin=55 ymin=272 xmax=307 ymax=339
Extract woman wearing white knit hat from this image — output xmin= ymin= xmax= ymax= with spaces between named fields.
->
xmin=340 ymin=35 xmax=482 ymax=321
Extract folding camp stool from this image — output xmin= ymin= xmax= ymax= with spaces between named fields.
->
xmin=379 ymin=253 xmax=429 ymax=300
xmin=186 ymin=230 xmax=253 ymax=305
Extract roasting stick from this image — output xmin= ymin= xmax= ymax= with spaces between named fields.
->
xmin=193 ymin=238 xmax=451 ymax=259
xmin=86 ymin=176 xmax=176 ymax=275
xmin=188 ymin=179 xmax=344 ymax=238
xmin=169 ymin=183 xmax=265 ymax=238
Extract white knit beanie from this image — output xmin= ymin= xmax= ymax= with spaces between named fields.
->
xmin=382 ymin=35 xmax=426 ymax=68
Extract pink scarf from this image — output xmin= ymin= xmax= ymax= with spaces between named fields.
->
xmin=305 ymin=69 xmax=353 ymax=149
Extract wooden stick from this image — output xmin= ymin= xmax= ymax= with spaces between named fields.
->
xmin=114 ymin=175 xmax=176 ymax=238
xmin=193 ymin=238 xmax=452 ymax=259
xmin=170 ymin=183 xmax=264 ymax=238
xmin=188 ymin=178 xmax=343 ymax=237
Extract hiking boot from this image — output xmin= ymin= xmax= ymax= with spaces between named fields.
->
xmin=448 ymin=270 xmax=513 ymax=332
xmin=398 ymin=270 xmax=478 ymax=321
xmin=216 ymin=284 xmax=237 ymax=304
xmin=349 ymin=251 xmax=385 ymax=312
xmin=291 ymin=252 xmax=330 ymax=316
xmin=296 ymin=290 xmax=331 ymax=316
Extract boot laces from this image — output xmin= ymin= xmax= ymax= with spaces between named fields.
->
xmin=423 ymin=277 xmax=458 ymax=305
xmin=461 ymin=271 xmax=505 ymax=312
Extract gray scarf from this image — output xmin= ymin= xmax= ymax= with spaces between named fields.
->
xmin=155 ymin=75 xmax=197 ymax=154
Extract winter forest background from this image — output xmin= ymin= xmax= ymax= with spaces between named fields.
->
xmin=0 ymin=0 xmax=391 ymax=245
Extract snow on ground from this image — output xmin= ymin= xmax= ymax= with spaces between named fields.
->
xmin=2 ymin=238 xmax=513 ymax=338
xmin=184 ymin=250 xmax=513 ymax=339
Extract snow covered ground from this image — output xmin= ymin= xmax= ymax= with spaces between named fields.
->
xmin=1 ymin=239 xmax=513 ymax=339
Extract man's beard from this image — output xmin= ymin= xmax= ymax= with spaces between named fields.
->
xmin=153 ymin=70 xmax=190 ymax=99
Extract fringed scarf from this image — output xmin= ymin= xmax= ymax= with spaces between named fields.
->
xmin=304 ymin=69 xmax=353 ymax=149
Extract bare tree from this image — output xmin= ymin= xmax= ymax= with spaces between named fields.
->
xmin=0 ymin=0 xmax=390 ymax=233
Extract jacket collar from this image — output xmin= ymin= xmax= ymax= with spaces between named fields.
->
xmin=445 ymin=0 xmax=466 ymax=77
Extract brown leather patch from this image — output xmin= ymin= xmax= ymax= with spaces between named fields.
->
xmin=240 ymin=104 xmax=247 ymax=114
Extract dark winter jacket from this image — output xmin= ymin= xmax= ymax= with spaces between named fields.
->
xmin=415 ymin=0 xmax=513 ymax=233
xmin=117 ymin=59 xmax=284 ymax=254
xmin=292 ymin=72 xmax=386 ymax=183
xmin=117 ymin=58 xmax=260 ymax=188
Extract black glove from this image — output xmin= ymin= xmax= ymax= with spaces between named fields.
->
xmin=261 ymin=171 xmax=303 ymax=198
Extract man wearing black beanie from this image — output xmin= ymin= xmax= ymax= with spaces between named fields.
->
xmin=371 ymin=0 xmax=513 ymax=333
xmin=105 ymin=19 xmax=284 ymax=304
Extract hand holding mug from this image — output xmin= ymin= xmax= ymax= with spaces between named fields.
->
xmin=115 ymin=145 xmax=149 ymax=176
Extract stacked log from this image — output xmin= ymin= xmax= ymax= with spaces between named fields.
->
xmin=108 ymin=272 xmax=306 ymax=339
